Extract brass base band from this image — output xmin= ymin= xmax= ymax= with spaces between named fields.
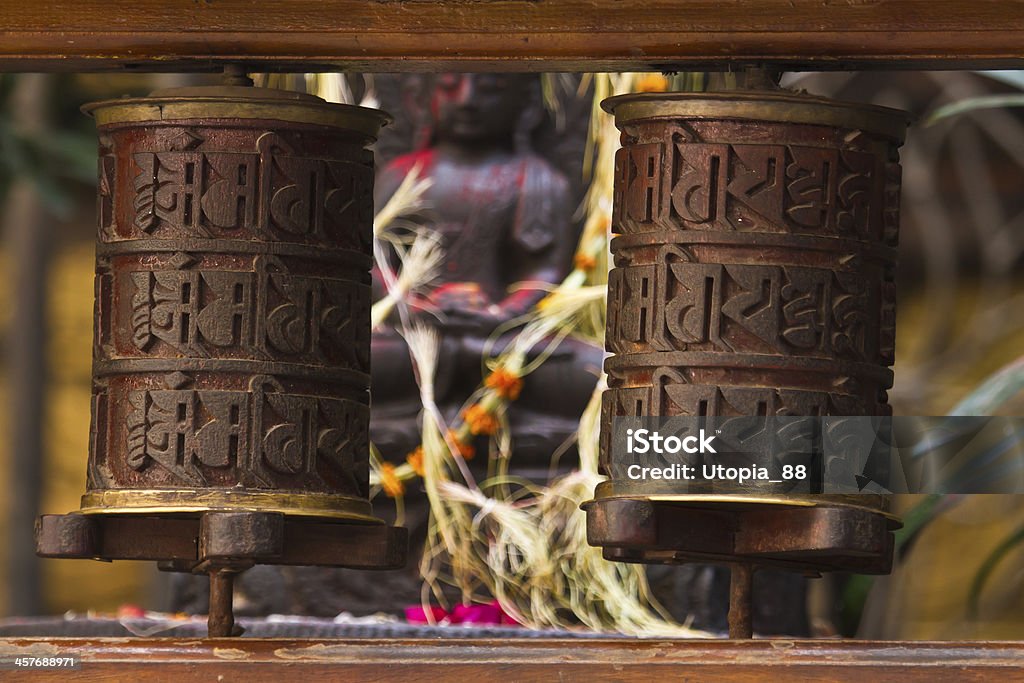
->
xmin=589 ymin=481 xmax=898 ymax=522
xmin=80 ymin=489 xmax=379 ymax=523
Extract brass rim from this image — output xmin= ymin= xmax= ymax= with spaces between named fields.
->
xmin=80 ymin=489 xmax=380 ymax=523
xmin=603 ymin=91 xmax=910 ymax=142
xmin=84 ymin=90 xmax=390 ymax=138
xmin=589 ymin=481 xmax=896 ymax=520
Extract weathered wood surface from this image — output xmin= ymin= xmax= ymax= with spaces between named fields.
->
xmin=1 ymin=0 xmax=1023 ymax=72
xmin=3 ymin=638 xmax=1024 ymax=681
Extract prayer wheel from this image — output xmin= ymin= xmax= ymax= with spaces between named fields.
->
xmin=584 ymin=81 xmax=909 ymax=636
xmin=36 ymin=75 xmax=407 ymax=636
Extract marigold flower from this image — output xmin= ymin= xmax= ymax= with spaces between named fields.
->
xmin=463 ymin=403 xmax=499 ymax=436
xmin=446 ymin=430 xmax=476 ymax=461
xmin=636 ymin=73 xmax=669 ymax=93
xmin=406 ymin=447 xmax=425 ymax=477
xmin=574 ymin=252 xmax=597 ymax=272
xmin=485 ymin=367 xmax=524 ymax=401
xmin=379 ymin=462 xmax=405 ymax=498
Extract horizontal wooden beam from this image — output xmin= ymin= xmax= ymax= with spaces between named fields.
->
xmin=3 ymin=638 xmax=1024 ymax=681
xmin=1 ymin=1 xmax=1023 ymax=72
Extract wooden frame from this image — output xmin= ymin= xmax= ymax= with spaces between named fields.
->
xmin=3 ymin=1 xmax=1024 ymax=679
xmin=4 ymin=638 xmax=1024 ymax=681
xmin=1 ymin=0 xmax=1023 ymax=72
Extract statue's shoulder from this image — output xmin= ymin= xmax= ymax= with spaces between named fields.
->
xmin=512 ymin=153 xmax=571 ymax=253
xmin=519 ymin=153 xmax=569 ymax=198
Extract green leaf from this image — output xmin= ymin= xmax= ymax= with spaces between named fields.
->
xmin=948 ymin=356 xmax=1024 ymax=614
xmin=925 ymin=95 xmax=1024 ymax=126
xmin=896 ymin=495 xmax=947 ymax=550
xmin=968 ymin=523 xmax=1024 ymax=617
xmin=949 ymin=356 xmax=1024 ymax=416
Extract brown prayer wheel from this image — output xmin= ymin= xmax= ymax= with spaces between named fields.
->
xmin=37 ymin=82 xmax=406 ymax=635
xmin=585 ymin=87 xmax=909 ymax=579
xmin=82 ymin=86 xmax=382 ymax=519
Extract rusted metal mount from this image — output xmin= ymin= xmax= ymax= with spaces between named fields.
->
xmin=36 ymin=511 xmax=407 ymax=636
xmin=586 ymin=498 xmax=897 ymax=574
xmin=585 ymin=497 xmax=898 ymax=638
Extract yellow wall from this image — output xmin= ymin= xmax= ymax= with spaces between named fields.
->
xmin=0 ymin=241 xmax=150 ymax=615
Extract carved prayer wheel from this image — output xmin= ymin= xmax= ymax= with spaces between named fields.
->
xmin=584 ymin=84 xmax=909 ymax=637
xmin=36 ymin=78 xmax=406 ymax=636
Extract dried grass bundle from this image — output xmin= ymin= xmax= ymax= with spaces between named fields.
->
xmin=366 ymin=73 xmax=705 ymax=636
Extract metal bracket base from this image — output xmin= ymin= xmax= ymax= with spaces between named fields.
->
xmin=36 ymin=511 xmax=407 ymax=636
xmin=584 ymin=497 xmax=899 ymax=638
xmin=585 ymin=497 xmax=897 ymax=574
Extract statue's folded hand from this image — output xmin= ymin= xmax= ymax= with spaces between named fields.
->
xmin=428 ymin=282 xmax=497 ymax=317
xmin=437 ymin=304 xmax=505 ymax=335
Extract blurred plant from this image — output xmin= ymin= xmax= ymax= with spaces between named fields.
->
xmin=781 ymin=69 xmax=1024 ymax=635
xmin=900 ymin=72 xmax=1024 ymax=413
xmin=784 ymin=70 xmax=1024 ymax=419
xmin=956 ymin=355 xmax=1024 ymax=615
xmin=909 ymin=73 xmax=1024 ymax=621
xmin=840 ymin=353 xmax=1024 ymax=633
xmin=0 ymin=75 xmax=95 ymax=216
xmin=925 ymin=72 xmax=1024 ymax=124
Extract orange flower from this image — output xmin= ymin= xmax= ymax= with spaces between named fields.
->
xmin=379 ymin=462 xmax=405 ymax=498
xmin=406 ymin=447 xmax=425 ymax=477
xmin=463 ymin=404 xmax=499 ymax=436
xmin=636 ymin=73 xmax=668 ymax=93
xmin=446 ymin=430 xmax=476 ymax=461
xmin=485 ymin=367 xmax=524 ymax=401
xmin=574 ymin=252 xmax=597 ymax=272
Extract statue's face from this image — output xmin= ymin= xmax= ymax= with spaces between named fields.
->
xmin=432 ymin=73 xmax=530 ymax=146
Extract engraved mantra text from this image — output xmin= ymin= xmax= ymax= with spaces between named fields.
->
xmin=126 ymin=260 xmax=368 ymax=368
xmin=99 ymin=133 xmax=372 ymax=245
xmin=605 ymin=379 xmax=875 ymax=420
xmin=613 ymin=139 xmax=898 ymax=242
xmin=607 ymin=256 xmax=895 ymax=364
xmin=125 ymin=379 xmax=366 ymax=488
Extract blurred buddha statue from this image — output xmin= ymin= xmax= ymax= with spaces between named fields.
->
xmin=371 ymin=73 xmax=603 ymax=465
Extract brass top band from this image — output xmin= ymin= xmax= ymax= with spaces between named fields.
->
xmin=603 ymin=91 xmax=910 ymax=142
xmin=84 ymin=91 xmax=390 ymax=139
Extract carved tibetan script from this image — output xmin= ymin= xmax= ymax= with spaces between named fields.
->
xmin=127 ymin=259 xmax=368 ymax=369
xmin=613 ymin=138 xmax=884 ymax=241
xmin=126 ymin=132 xmax=372 ymax=249
xmin=125 ymin=374 xmax=366 ymax=489
xmin=607 ymin=258 xmax=885 ymax=363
